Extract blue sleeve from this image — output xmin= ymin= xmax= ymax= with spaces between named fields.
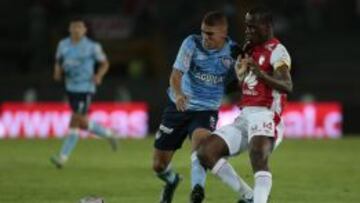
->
xmin=173 ymin=35 xmax=196 ymax=72
xmin=93 ymin=43 xmax=107 ymax=62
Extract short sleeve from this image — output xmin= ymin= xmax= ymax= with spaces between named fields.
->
xmin=270 ymin=44 xmax=291 ymax=70
xmin=93 ymin=43 xmax=107 ymax=62
xmin=173 ymin=36 xmax=196 ymax=72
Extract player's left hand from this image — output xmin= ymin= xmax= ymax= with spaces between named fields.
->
xmin=93 ymin=74 xmax=103 ymax=85
xmin=247 ymin=57 xmax=265 ymax=79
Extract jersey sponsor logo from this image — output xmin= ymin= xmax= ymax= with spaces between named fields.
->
xmin=244 ymin=71 xmax=258 ymax=90
xmin=193 ymin=71 xmax=224 ymax=84
xmin=64 ymin=59 xmax=82 ymax=67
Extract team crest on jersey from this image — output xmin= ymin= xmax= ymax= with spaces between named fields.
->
xmin=244 ymin=71 xmax=258 ymax=90
xmin=221 ymin=57 xmax=233 ymax=69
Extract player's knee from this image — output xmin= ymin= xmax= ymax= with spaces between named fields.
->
xmin=72 ymin=114 xmax=87 ymax=129
xmin=78 ymin=117 xmax=88 ymax=129
xmin=70 ymin=115 xmax=81 ymax=128
xmin=191 ymin=129 xmax=211 ymax=150
xmin=197 ymin=144 xmax=215 ymax=169
xmin=152 ymin=160 xmax=167 ymax=173
xmin=196 ymin=148 xmax=207 ymax=168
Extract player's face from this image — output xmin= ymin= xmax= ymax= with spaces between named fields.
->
xmin=245 ymin=13 xmax=268 ymax=45
xmin=201 ymin=22 xmax=227 ymax=50
xmin=69 ymin=21 xmax=87 ymax=40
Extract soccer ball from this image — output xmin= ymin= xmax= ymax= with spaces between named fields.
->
xmin=79 ymin=196 xmax=105 ymax=203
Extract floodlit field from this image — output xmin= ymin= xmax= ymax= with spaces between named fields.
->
xmin=0 ymin=136 xmax=359 ymax=203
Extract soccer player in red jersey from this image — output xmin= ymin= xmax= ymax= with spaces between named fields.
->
xmin=197 ymin=7 xmax=293 ymax=203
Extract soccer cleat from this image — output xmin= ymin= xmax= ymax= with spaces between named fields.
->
xmin=190 ymin=184 xmax=205 ymax=203
xmin=50 ymin=155 xmax=65 ymax=169
xmin=159 ymin=173 xmax=182 ymax=203
xmin=237 ymin=198 xmax=253 ymax=203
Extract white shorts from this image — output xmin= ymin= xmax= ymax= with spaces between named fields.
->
xmin=213 ymin=107 xmax=284 ymax=155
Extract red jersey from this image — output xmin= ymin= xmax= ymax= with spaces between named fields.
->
xmin=239 ymin=38 xmax=291 ymax=115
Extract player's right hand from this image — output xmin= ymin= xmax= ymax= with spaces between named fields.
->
xmin=175 ymin=93 xmax=187 ymax=112
xmin=93 ymin=74 xmax=103 ymax=85
xmin=53 ymin=64 xmax=63 ymax=82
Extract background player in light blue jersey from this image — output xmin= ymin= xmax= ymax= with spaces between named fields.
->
xmin=50 ymin=18 xmax=117 ymax=169
xmin=152 ymin=11 xmax=246 ymax=203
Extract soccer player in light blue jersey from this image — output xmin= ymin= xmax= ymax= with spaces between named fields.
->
xmin=50 ymin=18 xmax=117 ymax=169
xmin=152 ymin=11 xmax=251 ymax=203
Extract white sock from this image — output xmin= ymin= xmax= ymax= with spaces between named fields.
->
xmin=191 ymin=152 xmax=206 ymax=189
xmin=157 ymin=164 xmax=176 ymax=184
xmin=254 ymin=171 xmax=272 ymax=203
xmin=88 ymin=121 xmax=112 ymax=138
xmin=211 ymin=158 xmax=253 ymax=200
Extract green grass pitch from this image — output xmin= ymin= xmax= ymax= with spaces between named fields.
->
xmin=0 ymin=136 xmax=359 ymax=203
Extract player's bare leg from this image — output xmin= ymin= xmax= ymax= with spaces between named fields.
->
xmin=197 ymin=135 xmax=253 ymax=202
xmin=197 ymin=134 xmax=228 ymax=168
xmin=50 ymin=113 xmax=82 ymax=168
xmin=190 ymin=128 xmax=211 ymax=203
xmin=82 ymin=115 xmax=118 ymax=151
xmin=153 ymin=149 xmax=181 ymax=203
xmin=249 ymin=136 xmax=274 ymax=203
xmin=50 ymin=112 xmax=117 ymax=169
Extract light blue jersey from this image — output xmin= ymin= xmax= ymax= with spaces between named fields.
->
xmin=168 ymin=35 xmax=238 ymax=111
xmin=55 ymin=37 xmax=107 ymax=93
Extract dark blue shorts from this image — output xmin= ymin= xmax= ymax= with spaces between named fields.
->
xmin=154 ymin=99 xmax=218 ymax=151
xmin=66 ymin=91 xmax=93 ymax=115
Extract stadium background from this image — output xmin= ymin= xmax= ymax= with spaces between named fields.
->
xmin=1 ymin=0 xmax=359 ymax=133
xmin=0 ymin=0 xmax=360 ymax=202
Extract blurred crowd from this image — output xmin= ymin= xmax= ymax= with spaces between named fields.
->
xmin=1 ymin=0 xmax=360 ymax=132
